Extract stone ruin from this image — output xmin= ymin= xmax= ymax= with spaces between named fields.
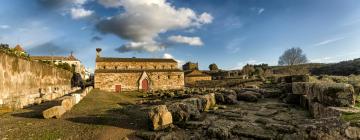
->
xmin=137 ymin=75 xmax=360 ymax=140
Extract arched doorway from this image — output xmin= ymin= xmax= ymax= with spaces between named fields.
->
xmin=141 ymin=79 xmax=149 ymax=92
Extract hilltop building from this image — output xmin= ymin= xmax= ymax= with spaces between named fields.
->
xmin=182 ymin=62 xmax=199 ymax=71
xmin=94 ymin=48 xmax=184 ymax=92
xmin=30 ymin=52 xmax=89 ymax=79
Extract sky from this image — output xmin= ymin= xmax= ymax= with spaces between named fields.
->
xmin=1 ymin=0 xmax=360 ymax=71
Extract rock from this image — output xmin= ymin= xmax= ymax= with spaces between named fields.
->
xmin=215 ymin=93 xmax=225 ymax=104
xmin=42 ymin=106 xmax=66 ymax=119
xmin=207 ymin=120 xmax=235 ymax=139
xmin=185 ymin=121 xmax=206 ymax=129
xmin=294 ymin=82 xmax=355 ymax=107
xmin=148 ymin=105 xmax=173 ymax=131
xmin=255 ymin=118 xmax=270 ymax=125
xmin=61 ymin=97 xmax=75 ymax=111
xmin=266 ymin=123 xmax=296 ymax=133
xmin=34 ymin=97 xmax=42 ymax=105
xmin=263 ymin=88 xmax=283 ymax=98
xmin=310 ymin=103 xmax=360 ymax=119
xmin=255 ymin=109 xmax=278 ymax=117
xmin=237 ymin=91 xmax=260 ymax=102
xmin=244 ymin=85 xmax=259 ymax=89
xmin=231 ymin=123 xmax=275 ymax=139
xmin=200 ymin=93 xmax=216 ymax=111
xmin=182 ymin=97 xmax=206 ymax=112
xmin=223 ymin=93 xmax=238 ymax=104
xmin=218 ymin=105 xmax=227 ymax=109
xmin=168 ymin=102 xmax=201 ymax=124
xmin=72 ymin=94 xmax=81 ymax=104
xmin=345 ymin=126 xmax=360 ymax=139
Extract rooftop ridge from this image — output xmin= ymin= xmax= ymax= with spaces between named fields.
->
xmin=96 ymin=57 xmax=177 ymax=63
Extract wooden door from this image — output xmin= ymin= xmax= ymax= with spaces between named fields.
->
xmin=115 ymin=85 xmax=121 ymax=92
xmin=141 ymin=79 xmax=149 ymax=92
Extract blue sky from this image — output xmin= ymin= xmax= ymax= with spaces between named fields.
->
xmin=1 ymin=0 xmax=360 ymax=71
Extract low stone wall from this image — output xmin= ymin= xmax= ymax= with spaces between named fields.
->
xmin=43 ymin=86 xmax=93 ymax=119
xmin=0 ymin=52 xmax=73 ymax=109
xmin=292 ymin=82 xmax=357 ymax=119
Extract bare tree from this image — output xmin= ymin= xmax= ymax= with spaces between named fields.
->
xmin=278 ymin=47 xmax=308 ymax=66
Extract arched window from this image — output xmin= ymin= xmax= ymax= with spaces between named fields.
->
xmin=158 ymin=75 xmax=160 ymax=79
xmin=103 ymin=66 xmax=106 ymax=69
xmin=168 ymin=75 xmax=171 ymax=79
xmin=115 ymin=66 xmax=118 ymax=70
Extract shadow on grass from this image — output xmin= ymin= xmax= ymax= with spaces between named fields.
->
xmin=66 ymin=104 xmax=149 ymax=130
xmin=11 ymin=100 xmax=60 ymax=119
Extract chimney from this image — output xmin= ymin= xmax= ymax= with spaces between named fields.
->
xmin=96 ymin=48 xmax=102 ymax=58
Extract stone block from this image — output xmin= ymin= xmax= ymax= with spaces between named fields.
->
xmin=61 ymin=97 xmax=75 ymax=111
xmin=34 ymin=97 xmax=42 ymax=105
xmin=148 ymin=105 xmax=173 ymax=131
xmin=72 ymin=94 xmax=81 ymax=104
xmin=292 ymin=82 xmax=312 ymax=95
xmin=200 ymin=93 xmax=216 ymax=111
xmin=310 ymin=83 xmax=355 ymax=107
xmin=43 ymin=106 xmax=66 ymax=119
xmin=310 ymin=102 xmax=360 ymax=119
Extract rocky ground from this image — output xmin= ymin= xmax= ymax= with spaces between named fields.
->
xmin=1 ymin=83 xmax=360 ymax=140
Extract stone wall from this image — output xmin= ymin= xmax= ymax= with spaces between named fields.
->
xmin=0 ymin=52 xmax=73 ymax=109
xmin=95 ymin=71 xmax=184 ymax=92
xmin=292 ymin=82 xmax=356 ymax=118
xmin=96 ymin=61 xmax=178 ymax=70
xmin=185 ymin=76 xmax=212 ymax=84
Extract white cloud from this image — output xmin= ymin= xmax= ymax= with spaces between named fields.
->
xmin=116 ymin=42 xmax=165 ymax=53
xmin=225 ymin=38 xmax=245 ymax=54
xmin=168 ymin=35 xmax=203 ymax=46
xmin=96 ymin=0 xmax=212 ymax=52
xmin=0 ymin=25 xmax=10 ymax=29
xmin=70 ymin=7 xmax=94 ymax=19
xmin=73 ymin=0 xmax=87 ymax=5
xmin=163 ymin=53 xmax=184 ymax=68
xmin=258 ymin=8 xmax=265 ymax=15
xmin=312 ymin=37 xmax=345 ymax=47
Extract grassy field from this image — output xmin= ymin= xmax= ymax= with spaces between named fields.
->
xmin=0 ymin=89 xmax=148 ymax=140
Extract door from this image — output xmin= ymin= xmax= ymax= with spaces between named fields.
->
xmin=141 ymin=79 xmax=149 ymax=92
xmin=115 ymin=85 xmax=121 ymax=92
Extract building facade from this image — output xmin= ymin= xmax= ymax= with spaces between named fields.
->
xmin=182 ymin=62 xmax=199 ymax=71
xmin=30 ymin=52 xmax=90 ymax=80
xmin=94 ymin=49 xmax=184 ymax=92
xmin=184 ymin=70 xmax=212 ymax=84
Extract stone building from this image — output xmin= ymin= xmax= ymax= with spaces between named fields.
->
xmin=94 ymin=48 xmax=184 ymax=92
xmin=30 ymin=52 xmax=90 ymax=80
xmin=184 ymin=70 xmax=212 ymax=84
xmin=182 ymin=62 xmax=199 ymax=71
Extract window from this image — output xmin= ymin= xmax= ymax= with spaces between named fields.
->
xmin=126 ymin=66 xmax=129 ymax=69
xmin=115 ymin=66 xmax=118 ymax=70
xmin=141 ymin=66 xmax=143 ymax=69
xmin=103 ymin=66 xmax=106 ymax=69
xmin=171 ymin=65 xmax=174 ymax=69
xmin=158 ymin=76 xmax=160 ymax=79
xmin=168 ymin=75 xmax=171 ymax=79
xmin=178 ymin=75 xmax=180 ymax=78
xmin=162 ymin=65 xmax=165 ymax=69
xmin=154 ymin=66 xmax=157 ymax=69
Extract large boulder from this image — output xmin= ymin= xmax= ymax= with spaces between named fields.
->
xmin=293 ymin=82 xmax=355 ymax=107
xmin=345 ymin=126 xmax=360 ymax=139
xmin=200 ymin=93 xmax=216 ymax=111
xmin=168 ymin=102 xmax=201 ymax=124
xmin=148 ymin=105 xmax=173 ymax=131
xmin=61 ymin=96 xmax=75 ymax=111
xmin=182 ymin=97 xmax=206 ymax=112
xmin=237 ymin=91 xmax=260 ymax=102
xmin=222 ymin=93 xmax=238 ymax=104
xmin=43 ymin=106 xmax=66 ymax=119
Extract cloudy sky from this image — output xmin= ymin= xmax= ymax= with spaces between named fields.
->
xmin=1 ymin=0 xmax=360 ymax=70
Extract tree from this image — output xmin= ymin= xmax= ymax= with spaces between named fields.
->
xmin=278 ymin=47 xmax=308 ymax=66
xmin=209 ymin=63 xmax=219 ymax=71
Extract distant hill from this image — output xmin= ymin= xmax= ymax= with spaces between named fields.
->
xmin=311 ymin=58 xmax=360 ymax=76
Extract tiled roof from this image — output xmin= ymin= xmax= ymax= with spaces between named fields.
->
xmin=30 ymin=56 xmax=79 ymax=61
xmin=95 ymin=69 xmax=183 ymax=73
xmin=96 ymin=57 xmax=177 ymax=63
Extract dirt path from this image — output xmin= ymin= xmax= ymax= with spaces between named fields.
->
xmin=0 ymin=90 xmax=147 ymax=140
